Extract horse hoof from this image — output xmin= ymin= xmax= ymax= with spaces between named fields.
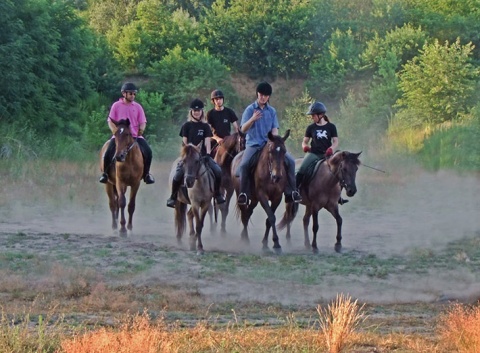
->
xmin=312 ymin=248 xmax=319 ymax=254
xmin=334 ymin=243 xmax=342 ymax=253
xmin=119 ymin=229 xmax=128 ymax=238
xmin=273 ymin=247 xmax=282 ymax=255
xmin=196 ymin=249 xmax=205 ymax=256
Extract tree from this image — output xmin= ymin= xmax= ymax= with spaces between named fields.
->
xmin=395 ymin=38 xmax=479 ymax=126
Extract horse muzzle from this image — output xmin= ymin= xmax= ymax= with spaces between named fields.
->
xmin=345 ymin=185 xmax=357 ymax=197
xmin=185 ymin=175 xmax=196 ymax=188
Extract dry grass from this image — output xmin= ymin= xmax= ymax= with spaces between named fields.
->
xmin=436 ymin=302 xmax=480 ymax=353
xmin=317 ymin=293 xmax=366 ymax=353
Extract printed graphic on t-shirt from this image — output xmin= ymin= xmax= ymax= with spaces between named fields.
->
xmin=197 ymin=130 xmax=205 ymax=137
xmin=315 ymin=130 xmax=328 ymax=139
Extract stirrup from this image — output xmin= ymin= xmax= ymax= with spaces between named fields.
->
xmin=166 ymin=197 xmax=176 ymax=208
xmin=99 ymin=173 xmax=108 ymax=184
xmin=237 ymin=193 xmax=248 ymax=206
xmin=292 ymin=190 xmax=302 ymax=203
xmin=144 ymin=174 xmax=155 ymax=184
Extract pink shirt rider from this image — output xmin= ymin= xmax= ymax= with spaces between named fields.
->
xmin=108 ymin=98 xmax=147 ymax=139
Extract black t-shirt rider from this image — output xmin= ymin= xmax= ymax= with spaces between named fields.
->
xmin=304 ymin=122 xmax=338 ymax=156
xmin=179 ymin=121 xmax=213 ymax=156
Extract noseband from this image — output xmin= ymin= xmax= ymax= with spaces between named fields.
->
xmin=116 ymin=138 xmax=137 ymax=160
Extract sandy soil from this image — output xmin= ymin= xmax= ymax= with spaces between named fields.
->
xmin=1 ymin=161 xmax=479 ymax=316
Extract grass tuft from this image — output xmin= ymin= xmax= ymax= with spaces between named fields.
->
xmin=317 ymin=293 xmax=366 ymax=353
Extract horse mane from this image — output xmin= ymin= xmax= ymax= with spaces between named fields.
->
xmin=180 ymin=143 xmax=200 ymax=159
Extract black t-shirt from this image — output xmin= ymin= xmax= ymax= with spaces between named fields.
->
xmin=305 ymin=122 xmax=338 ymax=155
xmin=179 ymin=121 xmax=213 ymax=155
xmin=207 ymin=107 xmax=238 ymax=138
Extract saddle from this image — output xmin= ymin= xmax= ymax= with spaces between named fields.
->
xmin=302 ymin=157 xmax=327 ymax=190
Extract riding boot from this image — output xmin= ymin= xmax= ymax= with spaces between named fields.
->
xmin=214 ymin=176 xmax=226 ymax=204
xmin=237 ymin=166 xmax=250 ymax=206
xmin=338 ymin=197 xmax=349 ymax=205
xmin=295 ymin=173 xmax=304 ymax=189
xmin=166 ymin=179 xmax=182 ymax=208
xmin=99 ymin=139 xmax=115 ymax=184
xmin=143 ymin=155 xmax=155 ymax=184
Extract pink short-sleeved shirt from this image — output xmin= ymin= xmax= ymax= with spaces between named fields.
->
xmin=108 ymin=98 xmax=147 ymax=138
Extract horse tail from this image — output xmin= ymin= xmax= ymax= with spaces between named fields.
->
xmin=277 ymin=202 xmax=299 ymax=231
xmin=174 ymin=202 xmax=188 ymax=237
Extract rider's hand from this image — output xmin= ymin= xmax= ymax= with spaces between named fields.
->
xmin=303 ymin=145 xmax=310 ymax=153
xmin=325 ymin=147 xmax=333 ymax=157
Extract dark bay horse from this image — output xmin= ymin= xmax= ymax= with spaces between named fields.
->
xmin=214 ymin=131 xmax=246 ymax=234
xmin=170 ymin=142 xmax=215 ymax=254
xmin=231 ymin=130 xmax=290 ymax=253
xmin=278 ymin=151 xmax=361 ymax=253
xmin=99 ymin=119 xmax=143 ymax=236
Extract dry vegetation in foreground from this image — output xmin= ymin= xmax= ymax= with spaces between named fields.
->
xmin=1 ymin=296 xmax=480 ymax=352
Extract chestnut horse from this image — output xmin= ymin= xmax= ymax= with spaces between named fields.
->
xmin=278 ymin=151 xmax=361 ymax=253
xmin=231 ymin=130 xmax=290 ymax=253
xmin=170 ymin=142 xmax=215 ymax=254
xmin=99 ymin=119 xmax=143 ymax=236
xmin=214 ymin=131 xmax=246 ymax=234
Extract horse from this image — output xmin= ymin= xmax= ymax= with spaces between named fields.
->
xmin=213 ymin=131 xmax=246 ymax=234
xmin=278 ymin=151 xmax=361 ymax=253
xmin=231 ymin=130 xmax=290 ymax=254
xmin=170 ymin=142 xmax=215 ymax=254
xmin=99 ymin=119 xmax=144 ymax=236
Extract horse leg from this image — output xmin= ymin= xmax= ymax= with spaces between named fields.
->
xmin=195 ymin=205 xmax=210 ymax=255
xmin=187 ymin=207 xmax=195 ymax=237
xmin=311 ymin=210 xmax=320 ymax=254
xmin=329 ymin=206 xmax=343 ymax=253
xmin=302 ymin=207 xmax=312 ymax=250
xmin=240 ymin=204 xmax=254 ymax=244
xmin=127 ymin=184 xmax=140 ymax=231
xmin=261 ymin=199 xmax=282 ymax=254
xmin=106 ymin=184 xmax=118 ymax=230
xmin=117 ymin=186 xmax=128 ymax=236
xmin=189 ymin=207 xmax=200 ymax=252
xmin=220 ymin=189 xmax=233 ymax=235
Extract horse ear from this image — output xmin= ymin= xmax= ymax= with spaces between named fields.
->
xmin=282 ymin=129 xmax=291 ymax=142
xmin=267 ymin=131 xmax=274 ymax=140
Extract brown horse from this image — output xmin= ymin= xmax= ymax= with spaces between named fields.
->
xmin=278 ymin=151 xmax=361 ymax=253
xmin=170 ymin=142 xmax=215 ymax=254
xmin=214 ymin=131 xmax=246 ymax=234
xmin=231 ymin=130 xmax=290 ymax=253
xmin=99 ymin=119 xmax=143 ymax=236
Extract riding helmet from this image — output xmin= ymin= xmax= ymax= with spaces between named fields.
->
xmin=256 ymin=81 xmax=272 ymax=96
xmin=306 ymin=102 xmax=327 ymax=115
xmin=190 ymin=98 xmax=205 ymax=110
xmin=210 ymin=89 xmax=224 ymax=101
xmin=121 ymin=82 xmax=138 ymax=93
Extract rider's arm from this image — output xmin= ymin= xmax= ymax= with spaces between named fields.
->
xmin=138 ymin=122 xmax=146 ymax=136
xmin=107 ymin=119 xmax=117 ymax=134
xmin=271 ymin=127 xmax=278 ymax=136
xmin=205 ymin=137 xmax=212 ymax=155
xmin=331 ymin=136 xmax=339 ymax=151
xmin=240 ymin=109 xmax=262 ymax=133
xmin=182 ymin=136 xmax=188 ymax=145
xmin=232 ymin=121 xmax=240 ymax=133
xmin=302 ymin=137 xmax=310 ymax=150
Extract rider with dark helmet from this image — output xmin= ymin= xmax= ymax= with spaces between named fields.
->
xmin=206 ymin=89 xmax=240 ymax=155
xmin=296 ymin=101 xmax=348 ymax=203
xmin=166 ymin=98 xmax=226 ymax=208
xmin=236 ymin=81 xmax=301 ymax=206
xmin=99 ymin=82 xmax=155 ymax=184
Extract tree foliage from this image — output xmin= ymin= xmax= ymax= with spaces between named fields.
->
xmin=396 ymin=38 xmax=479 ymax=126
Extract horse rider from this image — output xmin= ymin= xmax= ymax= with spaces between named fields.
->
xmin=236 ymin=81 xmax=302 ymax=206
xmin=99 ymin=82 xmax=155 ymax=185
xmin=166 ymin=98 xmax=226 ymax=208
xmin=296 ymin=101 xmax=348 ymax=204
xmin=206 ymin=89 xmax=240 ymax=155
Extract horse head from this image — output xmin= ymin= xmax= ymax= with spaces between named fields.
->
xmin=329 ymin=151 xmax=362 ymax=197
xmin=181 ymin=141 xmax=203 ymax=188
xmin=236 ymin=131 xmax=246 ymax=154
xmin=113 ymin=119 xmax=135 ymax=162
xmin=265 ymin=130 xmax=290 ymax=183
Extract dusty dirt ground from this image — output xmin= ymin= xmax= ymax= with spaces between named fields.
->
xmin=1 ymin=160 xmax=479 ymax=333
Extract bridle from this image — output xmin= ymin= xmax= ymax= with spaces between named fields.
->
xmin=327 ymin=157 xmax=347 ymax=189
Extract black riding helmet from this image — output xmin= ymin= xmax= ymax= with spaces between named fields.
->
xmin=306 ymin=102 xmax=327 ymax=115
xmin=190 ymin=98 xmax=204 ymax=110
xmin=256 ymin=81 xmax=272 ymax=96
xmin=121 ymin=82 xmax=138 ymax=93
xmin=210 ymin=89 xmax=224 ymax=101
